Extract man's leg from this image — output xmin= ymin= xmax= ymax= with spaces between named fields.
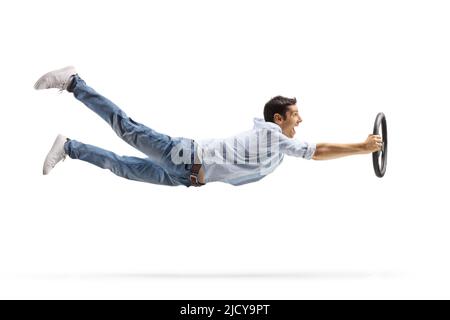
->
xmin=64 ymin=139 xmax=185 ymax=186
xmin=67 ymin=75 xmax=182 ymax=166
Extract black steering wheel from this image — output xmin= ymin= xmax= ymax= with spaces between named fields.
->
xmin=372 ymin=112 xmax=388 ymax=178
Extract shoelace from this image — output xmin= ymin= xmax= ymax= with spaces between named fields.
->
xmin=50 ymin=152 xmax=67 ymax=168
xmin=57 ymin=80 xmax=67 ymax=93
xmin=57 ymin=76 xmax=71 ymax=93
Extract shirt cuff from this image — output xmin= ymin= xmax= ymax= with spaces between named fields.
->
xmin=304 ymin=143 xmax=316 ymax=160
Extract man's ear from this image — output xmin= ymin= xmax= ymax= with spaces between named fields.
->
xmin=273 ymin=113 xmax=283 ymax=124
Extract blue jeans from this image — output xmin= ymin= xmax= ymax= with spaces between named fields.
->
xmin=64 ymin=75 xmax=199 ymax=187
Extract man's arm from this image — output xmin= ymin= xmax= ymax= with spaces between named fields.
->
xmin=312 ymin=134 xmax=382 ymax=160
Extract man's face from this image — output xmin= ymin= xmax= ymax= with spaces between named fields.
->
xmin=274 ymin=104 xmax=302 ymax=138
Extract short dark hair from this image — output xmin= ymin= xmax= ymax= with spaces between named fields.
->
xmin=263 ymin=96 xmax=297 ymax=123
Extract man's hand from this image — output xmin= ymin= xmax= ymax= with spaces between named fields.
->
xmin=364 ymin=134 xmax=383 ymax=153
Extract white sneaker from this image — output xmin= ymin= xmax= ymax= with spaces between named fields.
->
xmin=43 ymin=134 xmax=69 ymax=175
xmin=34 ymin=66 xmax=77 ymax=91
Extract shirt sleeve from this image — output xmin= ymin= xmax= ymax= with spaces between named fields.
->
xmin=277 ymin=133 xmax=316 ymax=159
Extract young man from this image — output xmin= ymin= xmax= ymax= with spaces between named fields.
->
xmin=34 ymin=66 xmax=382 ymax=187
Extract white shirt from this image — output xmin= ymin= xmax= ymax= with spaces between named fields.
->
xmin=196 ymin=118 xmax=316 ymax=186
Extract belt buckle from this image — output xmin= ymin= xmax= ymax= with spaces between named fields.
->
xmin=190 ymin=174 xmax=199 ymax=186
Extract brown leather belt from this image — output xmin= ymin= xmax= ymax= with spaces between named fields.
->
xmin=190 ymin=163 xmax=205 ymax=187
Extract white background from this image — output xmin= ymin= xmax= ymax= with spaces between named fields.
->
xmin=0 ymin=0 xmax=449 ymax=299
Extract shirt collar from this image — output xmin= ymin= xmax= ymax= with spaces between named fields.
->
xmin=253 ymin=117 xmax=281 ymax=132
